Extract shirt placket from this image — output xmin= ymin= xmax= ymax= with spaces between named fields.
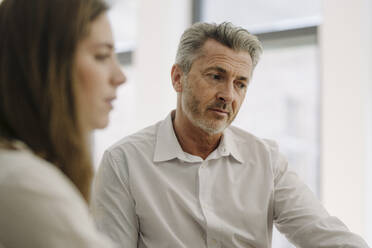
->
xmin=198 ymin=161 xmax=221 ymax=248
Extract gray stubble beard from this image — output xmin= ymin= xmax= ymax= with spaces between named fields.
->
xmin=181 ymin=78 xmax=230 ymax=135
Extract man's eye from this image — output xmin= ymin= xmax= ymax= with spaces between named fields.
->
xmin=236 ymin=82 xmax=246 ymax=89
xmin=209 ymin=74 xmax=222 ymax=80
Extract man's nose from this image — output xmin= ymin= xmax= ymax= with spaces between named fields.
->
xmin=216 ymin=81 xmax=234 ymax=103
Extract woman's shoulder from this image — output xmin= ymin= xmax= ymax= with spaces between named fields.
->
xmin=0 ymin=144 xmax=89 ymax=218
xmin=0 ymin=144 xmax=78 ymax=197
xmin=0 ymin=143 xmax=113 ymax=247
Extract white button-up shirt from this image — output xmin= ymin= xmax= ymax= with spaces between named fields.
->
xmin=91 ymin=112 xmax=368 ymax=248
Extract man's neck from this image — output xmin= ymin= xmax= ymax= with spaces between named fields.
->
xmin=172 ymin=111 xmax=222 ymax=160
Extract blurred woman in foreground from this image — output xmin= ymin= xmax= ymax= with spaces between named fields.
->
xmin=0 ymin=0 xmax=125 ymax=246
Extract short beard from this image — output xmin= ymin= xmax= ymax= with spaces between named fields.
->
xmin=181 ymin=78 xmax=229 ymax=135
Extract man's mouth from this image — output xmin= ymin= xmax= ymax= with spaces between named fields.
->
xmin=209 ymin=108 xmax=229 ymax=115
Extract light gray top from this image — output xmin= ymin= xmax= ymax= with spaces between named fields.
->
xmin=92 ymin=112 xmax=369 ymax=248
xmin=0 ymin=142 xmax=113 ymax=248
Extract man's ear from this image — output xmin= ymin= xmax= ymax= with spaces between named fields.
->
xmin=171 ymin=64 xmax=183 ymax=93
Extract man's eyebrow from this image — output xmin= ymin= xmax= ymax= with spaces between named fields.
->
xmin=206 ymin=66 xmax=249 ymax=81
xmin=205 ymin=66 xmax=227 ymax=73
xmin=237 ymin=76 xmax=249 ymax=82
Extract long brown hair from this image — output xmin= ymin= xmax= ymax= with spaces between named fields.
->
xmin=0 ymin=0 xmax=108 ymax=202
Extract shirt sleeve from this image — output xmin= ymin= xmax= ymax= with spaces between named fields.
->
xmin=91 ymin=150 xmax=139 ymax=248
xmin=0 ymin=159 xmax=113 ymax=248
xmin=271 ymin=145 xmax=369 ymax=247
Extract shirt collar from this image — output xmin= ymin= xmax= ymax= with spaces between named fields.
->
xmin=219 ymin=128 xmax=244 ymax=164
xmin=153 ymin=111 xmax=244 ymax=164
xmin=153 ymin=111 xmax=186 ymax=162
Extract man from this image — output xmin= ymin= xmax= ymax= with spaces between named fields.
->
xmin=91 ymin=22 xmax=369 ymax=247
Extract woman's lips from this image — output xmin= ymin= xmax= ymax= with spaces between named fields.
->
xmin=105 ymin=96 xmax=116 ymax=109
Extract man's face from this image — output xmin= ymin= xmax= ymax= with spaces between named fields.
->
xmin=180 ymin=39 xmax=253 ymax=134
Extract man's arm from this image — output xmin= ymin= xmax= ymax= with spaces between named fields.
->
xmin=272 ymin=150 xmax=369 ymax=247
xmin=91 ymin=150 xmax=139 ymax=248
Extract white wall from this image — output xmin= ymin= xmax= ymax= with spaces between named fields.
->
xmin=364 ymin=1 xmax=372 ymax=244
xmin=93 ymin=0 xmax=191 ymax=165
xmin=133 ymin=0 xmax=191 ymax=127
xmin=319 ymin=0 xmax=372 ymax=241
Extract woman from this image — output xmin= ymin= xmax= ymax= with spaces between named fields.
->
xmin=0 ymin=0 xmax=125 ymax=247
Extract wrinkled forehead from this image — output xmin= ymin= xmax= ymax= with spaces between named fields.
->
xmin=194 ymin=39 xmax=253 ymax=75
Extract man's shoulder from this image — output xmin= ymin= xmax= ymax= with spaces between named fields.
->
xmin=227 ymin=125 xmax=279 ymax=153
xmin=227 ymin=125 xmax=278 ymax=147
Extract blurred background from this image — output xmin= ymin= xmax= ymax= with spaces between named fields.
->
xmin=94 ymin=0 xmax=372 ymax=247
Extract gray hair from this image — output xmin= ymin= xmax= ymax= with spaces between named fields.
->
xmin=175 ymin=22 xmax=263 ymax=74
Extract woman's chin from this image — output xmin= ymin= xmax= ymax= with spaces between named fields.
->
xmin=89 ymin=117 xmax=110 ymax=131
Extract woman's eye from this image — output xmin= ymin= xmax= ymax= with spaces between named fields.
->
xmin=95 ymin=54 xmax=110 ymax=61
